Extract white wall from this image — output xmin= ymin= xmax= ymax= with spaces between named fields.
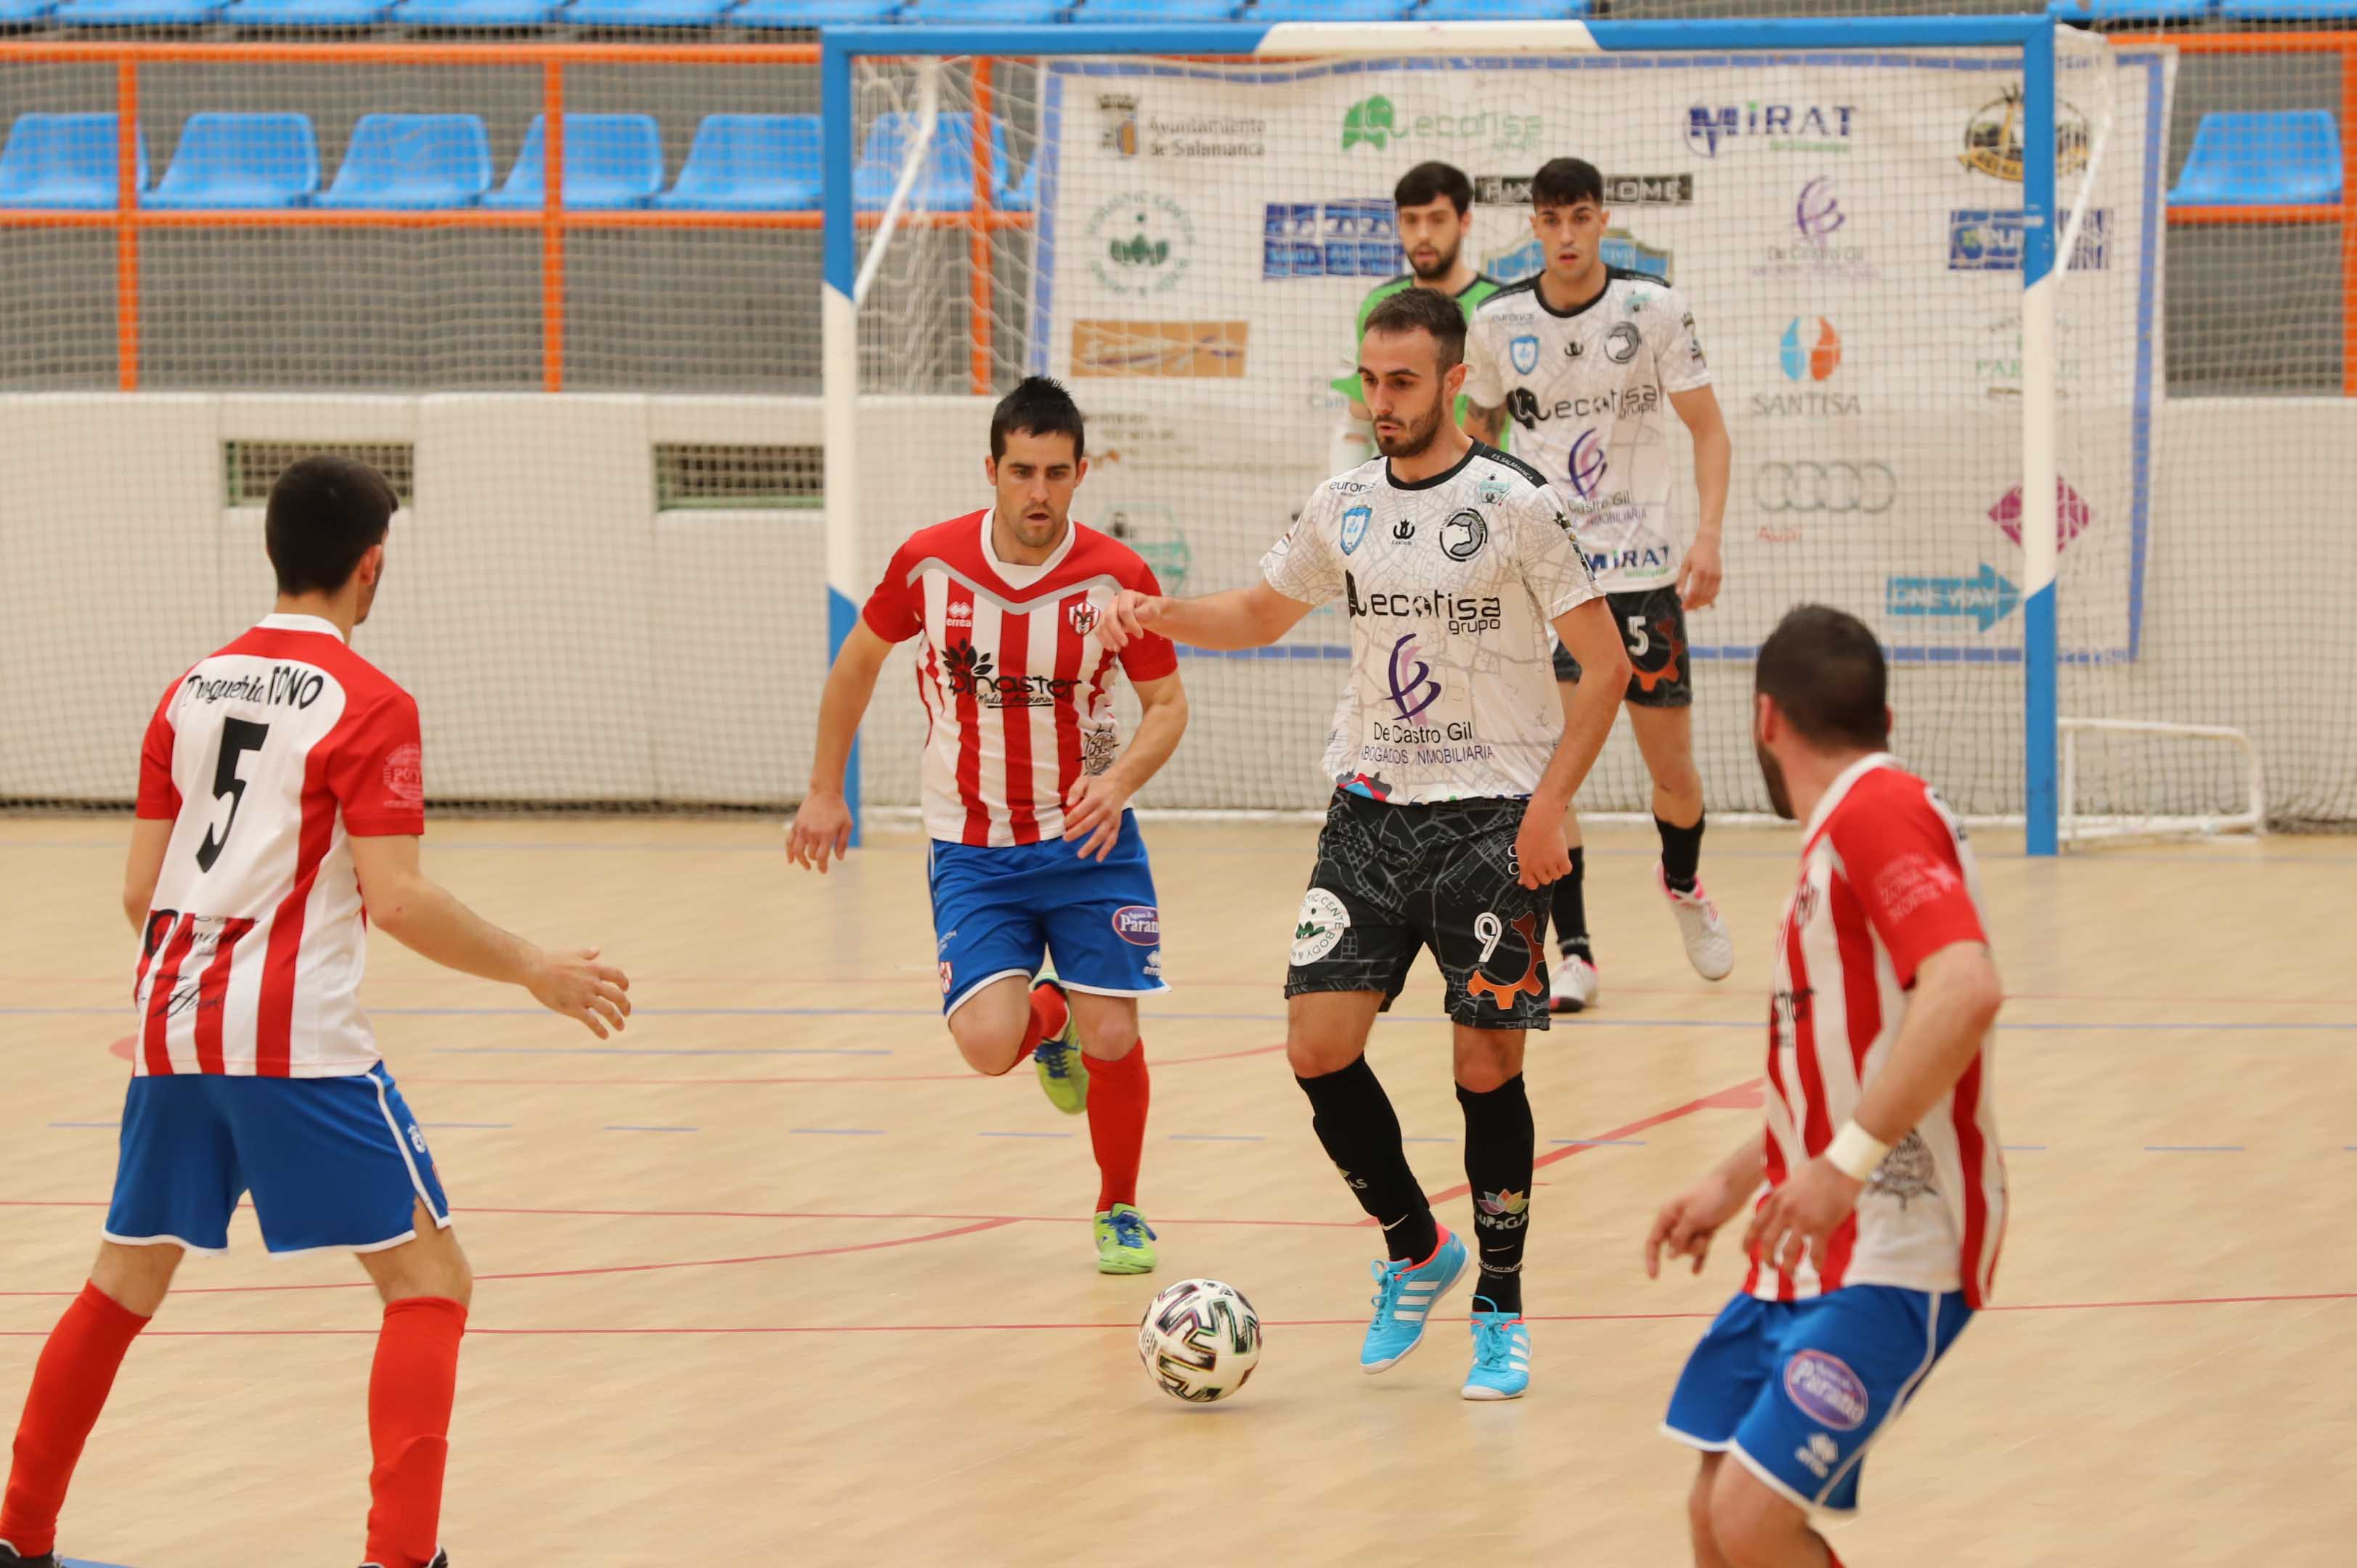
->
xmin=4 ymin=393 xmax=2350 ymax=825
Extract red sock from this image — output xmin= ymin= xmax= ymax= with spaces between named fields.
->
xmin=1824 ymin=1548 xmax=1847 ymax=1567
xmin=0 ymin=1282 xmax=150 ymax=1557
xmin=1027 ymin=984 xmax=1069 ymax=1057
xmin=1086 ymin=1040 xmax=1151 ymax=1212
xmin=364 ymin=1296 xmax=467 ymax=1568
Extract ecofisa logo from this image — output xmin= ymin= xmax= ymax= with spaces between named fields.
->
xmin=1685 ymin=102 xmax=1857 ymax=157
xmin=1342 ymin=95 xmax=1545 ymax=157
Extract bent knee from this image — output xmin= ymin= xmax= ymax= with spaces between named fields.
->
xmin=1285 ymin=1033 xmax=1364 ymax=1079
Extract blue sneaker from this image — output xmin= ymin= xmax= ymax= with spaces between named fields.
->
xmin=1359 ymin=1227 xmax=1467 ymax=1374
xmin=1462 ymin=1298 xmax=1531 ymax=1400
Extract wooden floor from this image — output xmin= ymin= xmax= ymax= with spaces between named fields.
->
xmin=3 ymin=815 xmax=2354 ymax=1567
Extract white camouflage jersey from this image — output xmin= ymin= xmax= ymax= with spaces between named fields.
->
xmin=1262 ymin=444 xmax=1601 ymax=805
xmin=1463 ymin=269 xmax=1711 ymax=593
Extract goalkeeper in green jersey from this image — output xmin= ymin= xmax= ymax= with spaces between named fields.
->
xmin=1329 ymin=161 xmax=1503 ymax=473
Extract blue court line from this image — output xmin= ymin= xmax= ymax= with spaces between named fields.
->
xmin=789 ymin=1127 xmax=884 ymax=1136
xmin=2145 ymin=1144 xmax=2244 ymax=1152
xmin=64 ymin=1559 xmax=138 ymax=1567
xmin=422 ymin=1122 xmax=513 ymax=1130
xmin=1548 ymin=1138 xmax=1646 ymax=1147
xmin=601 ymin=1124 xmax=701 ymax=1133
xmin=49 ymin=1121 xmax=115 ymax=1128
xmin=977 ymin=1130 xmax=1074 ymax=1139
xmin=1167 ymin=1133 xmax=1264 ymax=1142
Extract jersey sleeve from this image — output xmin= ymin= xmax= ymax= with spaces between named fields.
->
xmin=135 ymin=681 xmax=182 ymax=821
xmin=1116 ymin=558 xmax=1180 ymax=682
xmin=1461 ymin=311 xmax=1506 ymax=409
xmin=329 ymin=691 xmax=428 ymax=838
xmin=1261 ymin=486 xmax=1346 ymax=608
xmin=1654 ymin=287 xmax=1712 ymax=395
xmin=1508 ymin=481 xmax=1603 ymax=622
xmin=859 ymin=536 xmax=926 ymax=644
xmin=1828 ymin=782 xmax=1987 ymax=988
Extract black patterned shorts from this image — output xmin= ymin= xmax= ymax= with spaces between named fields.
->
xmin=1552 ymin=585 xmax=1692 ymax=709
xmin=1286 ymin=790 xmax=1552 ymax=1032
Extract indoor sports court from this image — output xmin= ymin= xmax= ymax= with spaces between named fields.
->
xmin=5 ymin=3 xmax=2357 ymax=1565
xmin=4 ymin=819 xmax=2354 ymax=1564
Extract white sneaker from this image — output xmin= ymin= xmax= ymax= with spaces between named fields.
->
xmin=1550 ymin=953 xmax=1599 ymax=1013
xmin=1659 ymin=865 xmax=1734 ymax=981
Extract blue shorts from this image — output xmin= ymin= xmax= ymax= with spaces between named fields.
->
xmin=105 ymin=1068 xmax=453 ymax=1257
xmin=929 ymin=810 xmax=1168 ymax=1017
xmin=1663 ymin=1286 xmax=1974 ymax=1516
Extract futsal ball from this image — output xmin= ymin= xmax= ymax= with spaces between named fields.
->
xmin=1138 ymin=1278 xmax=1263 ymax=1404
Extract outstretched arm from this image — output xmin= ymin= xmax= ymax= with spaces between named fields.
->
xmin=1064 ymin=671 xmax=1189 ymax=862
xmin=1670 ymin=383 xmax=1730 ymax=611
xmin=1100 ymin=581 xmax=1314 ymax=654
xmin=787 ymin=619 xmax=896 ymax=874
xmin=350 ymin=833 xmax=632 ymax=1039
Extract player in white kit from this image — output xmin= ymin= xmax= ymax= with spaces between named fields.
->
xmin=1464 ymin=157 xmax=1736 ymax=1012
xmin=1645 ymin=605 xmax=2008 ymax=1567
xmin=0 ymin=457 xmax=630 ymax=1568
xmin=1101 ymin=287 xmax=1630 ymax=1400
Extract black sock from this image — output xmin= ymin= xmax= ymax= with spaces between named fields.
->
xmin=1298 ymin=1056 xmax=1436 ymax=1262
xmin=1552 ymin=846 xmax=1591 ymax=961
xmin=1657 ymin=813 xmax=1705 ymax=893
xmin=1458 ymin=1074 xmax=1534 ymax=1315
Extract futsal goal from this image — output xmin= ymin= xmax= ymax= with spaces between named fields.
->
xmin=824 ymin=15 xmax=2264 ymax=854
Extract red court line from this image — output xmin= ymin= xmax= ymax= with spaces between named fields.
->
xmin=1397 ymin=1077 xmax=1764 ymax=1220
xmin=397 ymin=1041 xmax=1290 ymax=1087
xmin=8 ymin=1290 xmax=2350 ymax=1339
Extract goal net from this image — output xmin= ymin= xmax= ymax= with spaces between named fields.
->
xmin=834 ymin=20 xmax=2191 ymax=843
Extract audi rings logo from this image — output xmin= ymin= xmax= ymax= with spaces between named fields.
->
xmin=1754 ymin=460 xmax=1895 ymax=515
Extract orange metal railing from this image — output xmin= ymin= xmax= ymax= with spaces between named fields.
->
xmin=0 ymin=41 xmax=1025 ymax=394
xmin=2168 ymin=30 xmax=2357 ymax=396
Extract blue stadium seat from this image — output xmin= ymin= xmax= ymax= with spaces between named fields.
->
xmin=396 ymin=0 xmax=569 ymax=20
xmin=1250 ymin=0 xmax=1413 ymax=18
xmin=1419 ymin=0 xmax=1589 ymax=17
xmin=2048 ymin=0 xmax=2216 ymax=22
xmin=314 ymin=113 xmax=492 ymax=210
xmin=732 ymin=0 xmax=897 ymax=23
xmin=144 ymin=113 xmax=319 ymax=209
xmin=484 ymin=113 xmax=664 ymax=210
xmin=1077 ymin=0 xmax=1236 ymax=18
xmin=0 ymin=0 xmax=62 ymax=21
xmin=2168 ymin=110 xmax=2342 ymax=205
xmin=0 ymin=114 xmax=148 ymax=209
xmin=224 ymin=0 xmax=395 ymax=22
xmin=567 ymin=0 xmax=735 ymax=23
xmin=655 ymin=113 xmax=823 ymax=211
xmin=903 ymin=0 xmax=1061 ymax=21
xmin=54 ymin=0 xmax=225 ymax=21
xmin=853 ymin=111 xmax=1025 ymax=213
xmin=2220 ymin=0 xmax=2357 ymax=16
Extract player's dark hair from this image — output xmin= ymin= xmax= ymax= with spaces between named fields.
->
xmin=264 ymin=454 xmax=398 ymax=597
xmin=1393 ymin=160 xmax=1473 ymax=216
xmin=1361 ymin=284 xmax=1466 ymax=373
xmin=1529 ymin=156 xmax=1605 ymax=210
xmin=1756 ymin=605 xmax=1890 ymax=751
xmin=989 ymin=375 xmax=1086 ymax=464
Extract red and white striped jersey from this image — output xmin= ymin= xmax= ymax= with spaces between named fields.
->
xmin=132 ymin=613 xmax=426 ymax=1079
xmin=862 ymin=510 xmax=1178 ymax=847
xmin=1747 ymin=754 xmax=2008 ymax=1308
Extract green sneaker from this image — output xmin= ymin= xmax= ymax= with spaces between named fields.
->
xmin=1096 ymin=1204 xmax=1158 ymax=1275
xmin=1030 ymin=979 xmax=1088 ymax=1116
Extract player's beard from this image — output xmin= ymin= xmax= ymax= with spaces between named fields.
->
xmin=1756 ymin=738 xmax=1796 ymax=821
xmin=1373 ymin=394 xmax=1448 ymax=462
xmin=1409 ymin=236 xmax=1460 ymax=284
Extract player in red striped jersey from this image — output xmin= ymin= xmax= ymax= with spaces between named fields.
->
xmin=789 ymin=377 xmax=1189 ymax=1276
xmin=1645 ymin=606 xmax=2007 ymax=1567
xmin=0 ymin=457 xmax=630 ymax=1568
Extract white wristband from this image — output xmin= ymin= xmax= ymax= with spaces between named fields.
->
xmin=1826 ymin=1122 xmax=1890 ymax=1183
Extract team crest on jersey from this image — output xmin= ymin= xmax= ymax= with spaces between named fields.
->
xmin=383 ymin=743 xmax=424 ymax=809
xmin=1068 ymin=600 xmax=1102 ymax=637
xmin=1340 ymin=504 xmax=1372 ymax=555
xmin=1605 ymin=322 xmax=1641 ymax=363
xmin=1510 ymin=334 xmax=1540 ymax=375
xmin=1440 ymin=509 xmax=1489 ymax=562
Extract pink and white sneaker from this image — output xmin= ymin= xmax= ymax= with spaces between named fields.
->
xmin=1659 ymin=866 xmax=1734 ymax=981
